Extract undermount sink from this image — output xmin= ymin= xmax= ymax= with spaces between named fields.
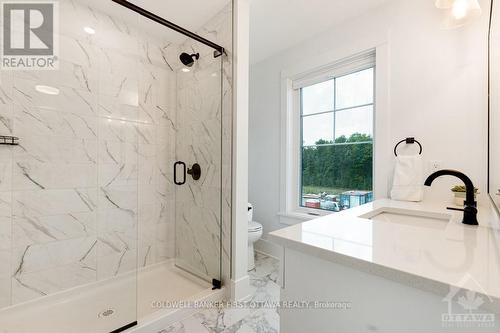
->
xmin=359 ymin=208 xmax=452 ymax=230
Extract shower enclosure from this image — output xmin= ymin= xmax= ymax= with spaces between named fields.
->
xmin=0 ymin=0 xmax=232 ymax=332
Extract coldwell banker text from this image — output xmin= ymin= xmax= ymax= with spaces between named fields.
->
xmin=1 ymin=1 xmax=59 ymax=70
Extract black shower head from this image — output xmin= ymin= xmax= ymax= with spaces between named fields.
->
xmin=179 ymin=52 xmax=199 ymax=67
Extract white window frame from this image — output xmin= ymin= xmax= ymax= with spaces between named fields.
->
xmin=279 ymin=45 xmax=390 ymax=225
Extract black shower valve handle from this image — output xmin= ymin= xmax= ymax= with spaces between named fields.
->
xmin=187 ymin=163 xmax=201 ymax=181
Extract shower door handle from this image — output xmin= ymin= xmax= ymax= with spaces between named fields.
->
xmin=174 ymin=161 xmax=186 ymax=185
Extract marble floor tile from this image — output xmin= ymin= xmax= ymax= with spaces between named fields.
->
xmin=159 ymin=314 xmax=211 ymax=333
xmin=158 ymin=253 xmax=281 ymax=333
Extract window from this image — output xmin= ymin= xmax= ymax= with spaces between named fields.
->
xmin=298 ymin=59 xmax=375 ymax=213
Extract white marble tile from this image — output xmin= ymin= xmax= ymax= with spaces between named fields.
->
xmin=0 ymin=103 xmax=14 ymax=135
xmin=138 ymin=203 xmax=157 ymax=241
xmin=97 ymin=228 xmax=136 ymax=257
xmin=98 ymin=94 xmax=139 ymax=122
xmin=0 ymin=0 xmax=233 ymax=308
xmin=98 ymin=140 xmax=137 ymax=165
xmin=138 ymin=34 xmax=178 ymax=69
xmin=14 ymin=104 xmax=98 ymax=140
xmin=195 ymin=306 xmax=253 ymax=332
xmin=0 ymin=220 xmax=11 ymax=252
xmin=12 ymin=160 xmax=97 ymax=190
xmin=0 ymin=277 xmax=11 ymax=308
xmin=15 ymin=136 xmax=97 ymax=165
xmin=99 ymin=185 xmax=137 ymax=213
xmin=155 ymin=221 xmax=174 ymax=261
xmin=138 ymin=145 xmax=156 ymax=186
xmin=11 ymin=260 xmax=97 ymax=305
xmin=159 ymin=314 xmax=210 ymax=333
xmin=138 ymin=244 xmax=155 ymax=267
xmin=12 ymin=77 xmax=98 ymax=117
xmin=99 ymin=74 xmax=139 ymax=107
xmin=0 ymin=193 xmax=11 ymax=261
xmin=94 ymin=7 xmax=140 ymax=56
xmin=12 ymin=60 xmax=99 ymax=93
xmin=12 ymin=212 xmax=96 ymax=248
xmin=99 ymin=117 xmax=139 ymax=144
xmin=231 ymin=309 xmax=280 ymax=333
xmin=159 ymin=254 xmax=281 ymax=333
xmin=11 ymin=273 xmax=51 ymax=304
xmin=59 ymin=35 xmax=100 ymax=69
xmin=96 ymin=248 xmax=137 ymax=280
xmin=0 ymin=72 xmax=13 ymax=107
xmin=97 ymin=208 xmax=137 ymax=238
xmin=12 ymin=236 xmax=97 ymax=276
xmin=0 ymin=148 xmax=12 ymax=193
xmin=58 ymin=261 xmax=97 ymax=289
xmin=135 ymin=123 xmax=155 ymax=145
xmin=0 ymin=249 xmax=10 ymax=278
xmin=13 ymin=188 xmax=97 ymax=218
xmin=58 ymin=0 xmax=100 ymax=42
xmin=99 ymin=47 xmax=139 ymax=77
xmin=99 ymin=163 xmax=138 ymax=187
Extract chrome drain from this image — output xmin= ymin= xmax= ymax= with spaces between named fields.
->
xmin=98 ymin=308 xmax=115 ymax=318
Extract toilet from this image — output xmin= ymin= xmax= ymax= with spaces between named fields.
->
xmin=247 ymin=203 xmax=263 ymax=271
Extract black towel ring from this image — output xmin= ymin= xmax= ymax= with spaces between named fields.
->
xmin=394 ymin=137 xmax=422 ymax=156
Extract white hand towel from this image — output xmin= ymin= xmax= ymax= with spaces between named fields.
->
xmin=390 ymin=155 xmax=424 ymax=202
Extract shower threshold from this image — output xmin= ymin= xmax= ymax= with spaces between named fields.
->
xmin=0 ymin=260 xmax=224 ymax=333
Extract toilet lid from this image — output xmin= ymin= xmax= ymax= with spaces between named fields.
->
xmin=248 ymin=221 xmax=262 ymax=232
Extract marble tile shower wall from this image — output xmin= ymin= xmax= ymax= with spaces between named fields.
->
xmin=0 ymin=0 xmax=183 ymax=308
xmin=174 ymin=4 xmax=232 ymax=284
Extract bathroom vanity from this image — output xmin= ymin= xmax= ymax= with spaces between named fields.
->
xmin=268 ymin=0 xmax=500 ymax=331
xmin=269 ymin=199 xmax=500 ymax=333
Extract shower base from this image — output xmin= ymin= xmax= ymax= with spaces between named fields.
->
xmin=0 ymin=260 xmax=224 ymax=333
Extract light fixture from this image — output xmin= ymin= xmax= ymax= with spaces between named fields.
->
xmin=35 ymin=85 xmax=59 ymax=95
xmin=436 ymin=0 xmax=482 ymax=28
xmin=454 ymin=0 xmax=481 ymax=19
xmin=83 ymin=26 xmax=96 ymax=35
xmin=181 ymin=68 xmax=190 ymax=73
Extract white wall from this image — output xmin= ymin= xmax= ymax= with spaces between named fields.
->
xmin=249 ymin=0 xmax=489 ymax=235
xmin=231 ymin=0 xmax=251 ymax=300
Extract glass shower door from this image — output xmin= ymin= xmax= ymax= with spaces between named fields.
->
xmin=174 ymin=47 xmax=223 ymax=286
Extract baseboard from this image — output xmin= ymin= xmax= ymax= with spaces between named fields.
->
xmin=229 ymin=275 xmax=251 ymax=301
xmin=255 ymin=237 xmax=283 ymax=259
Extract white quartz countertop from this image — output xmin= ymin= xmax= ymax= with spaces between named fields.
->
xmin=269 ymin=199 xmax=500 ymax=307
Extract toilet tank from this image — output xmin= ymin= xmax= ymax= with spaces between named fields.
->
xmin=248 ymin=203 xmax=253 ymax=222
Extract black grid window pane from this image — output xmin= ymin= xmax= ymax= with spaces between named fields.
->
xmin=301 ymin=79 xmax=335 ymax=116
xmin=336 ymin=68 xmax=374 ymax=109
xmin=302 ymin=113 xmax=334 ymax=146
xmin=300 ymin=67 xmax=375 ymax=212
xmin=334 ymin=105 xmax=373 ymax=141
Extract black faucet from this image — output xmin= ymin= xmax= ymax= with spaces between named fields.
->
xmin=424 ymin=169 xmax=478 ymax=226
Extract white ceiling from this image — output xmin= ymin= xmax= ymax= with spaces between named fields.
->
xmin=249 ymin=0 xmax=391 ymax=64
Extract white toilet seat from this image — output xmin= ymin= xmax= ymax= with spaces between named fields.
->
xmin=248 ymin=221 xmax=262 ymax=232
